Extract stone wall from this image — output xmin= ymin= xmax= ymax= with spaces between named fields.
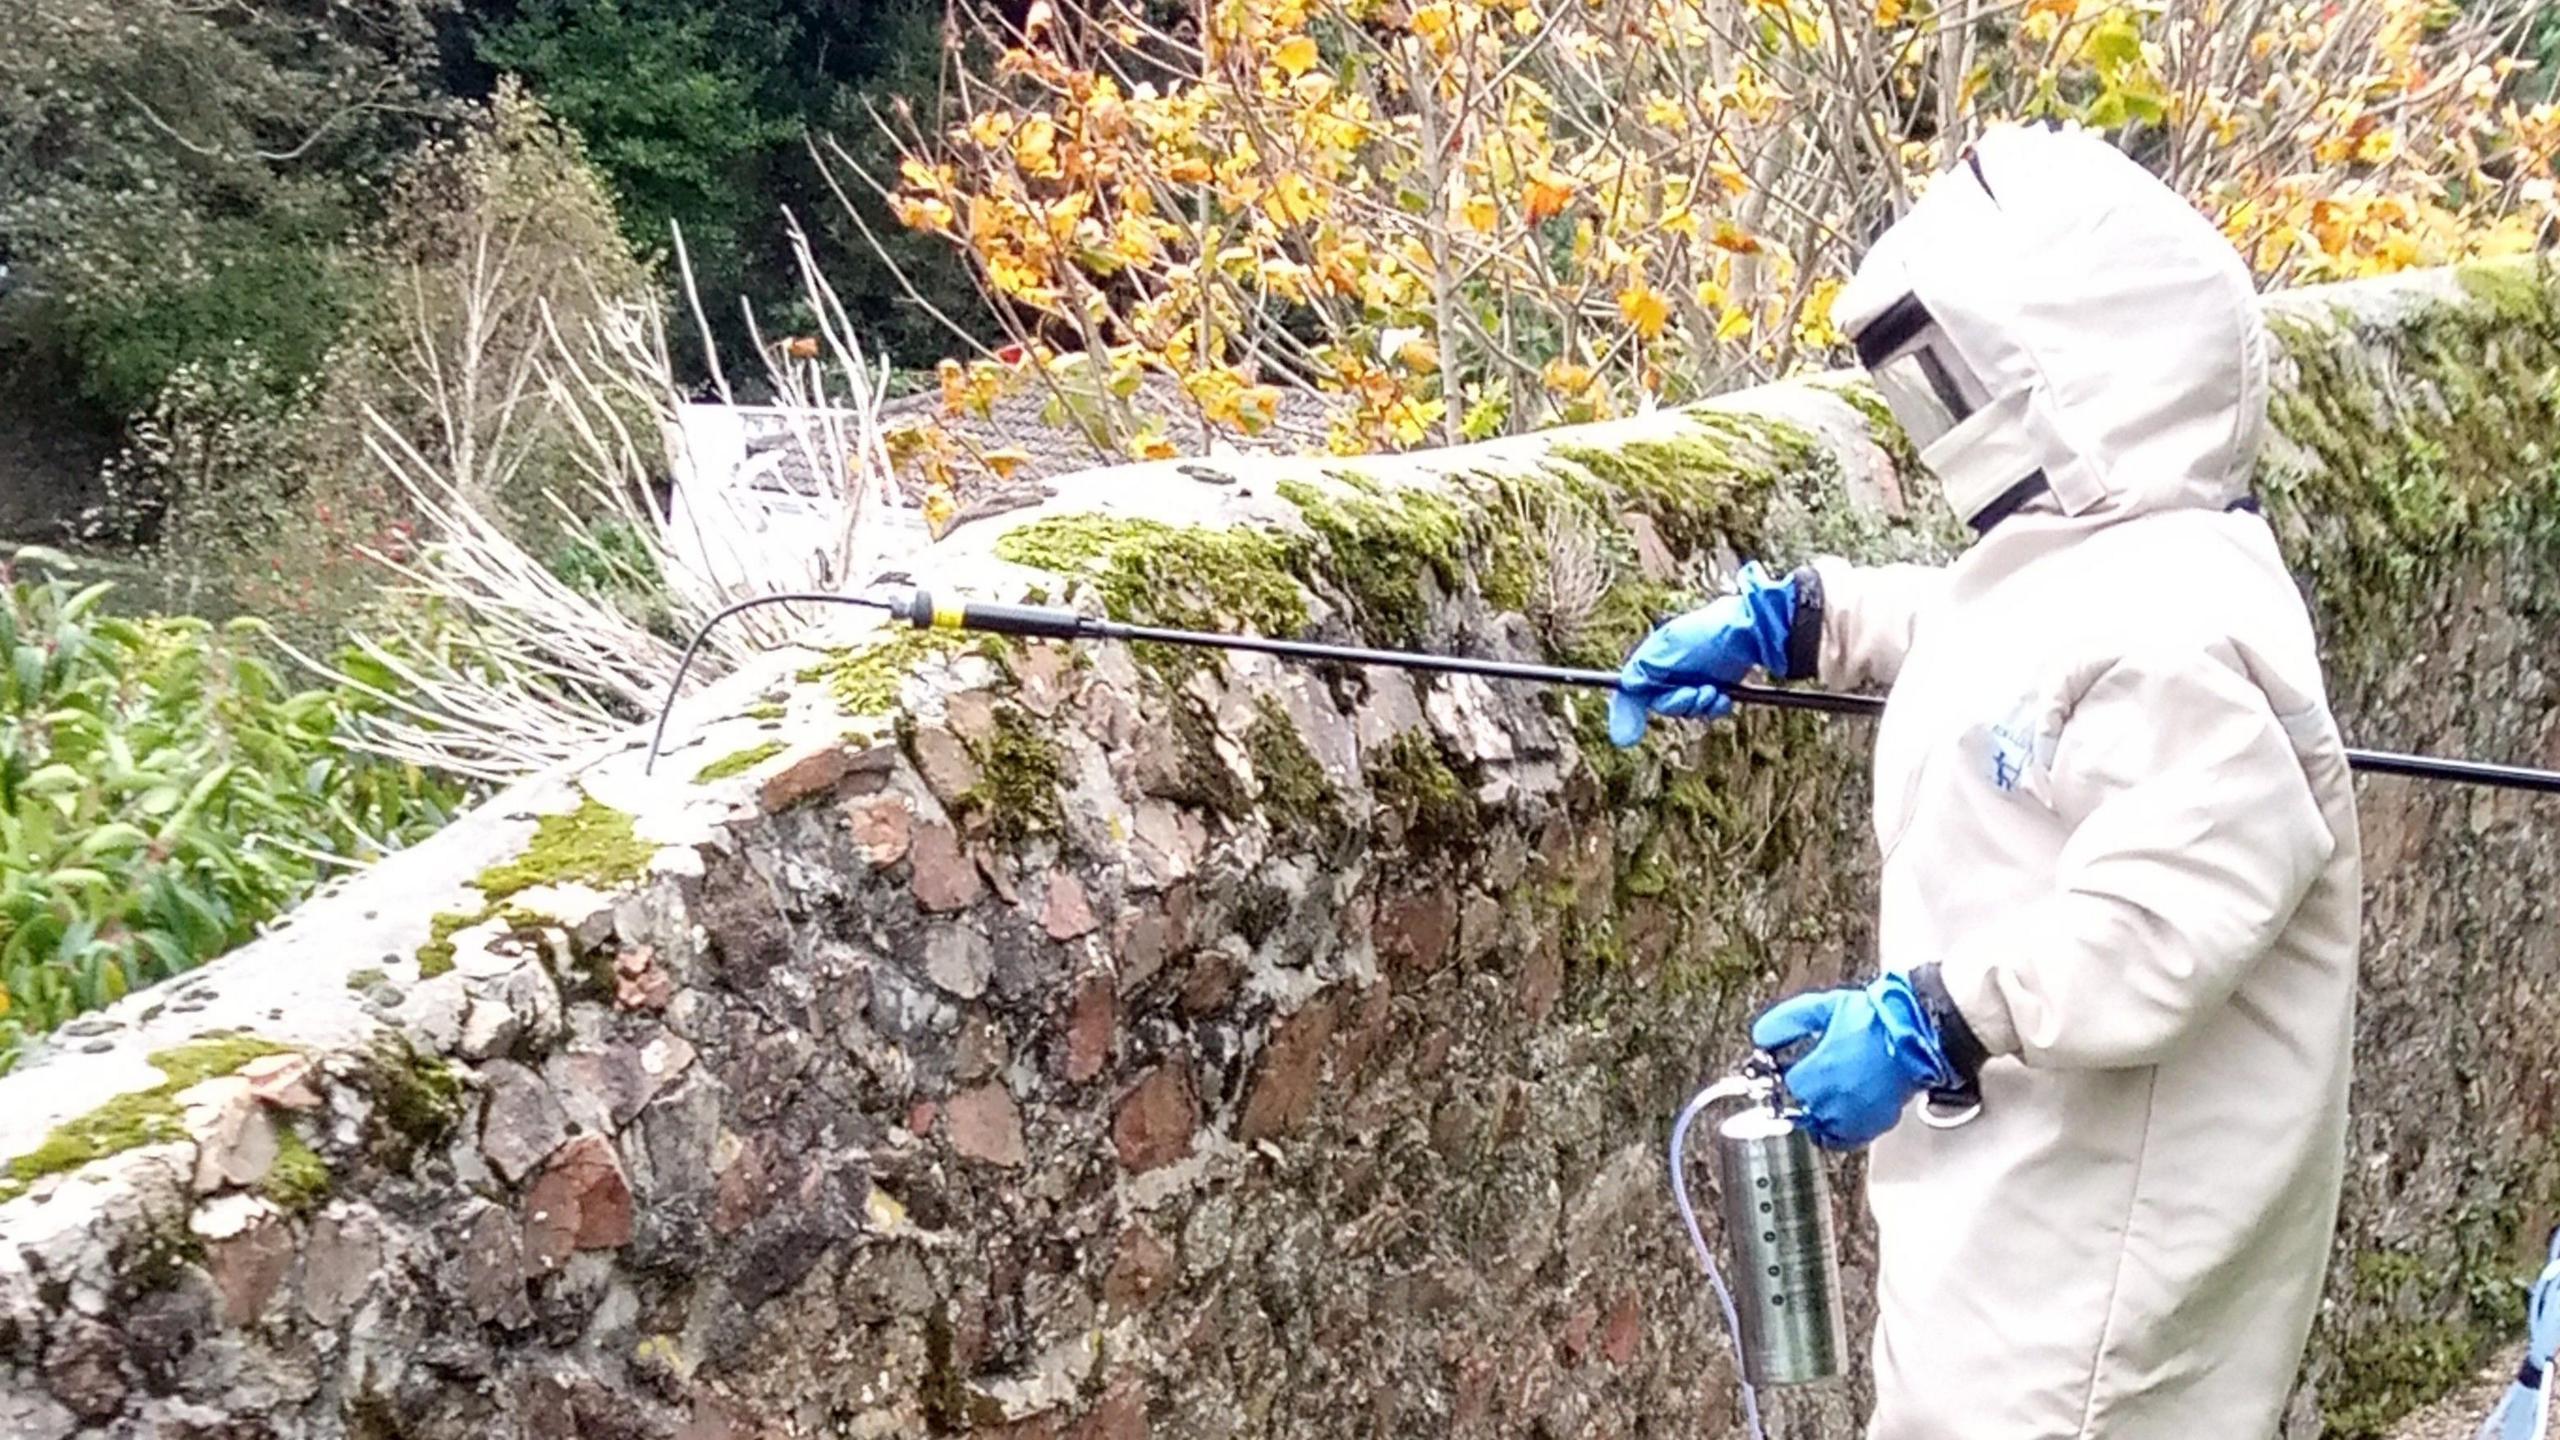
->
xmin=1 ymin=258 xmax=2555 ymax=1440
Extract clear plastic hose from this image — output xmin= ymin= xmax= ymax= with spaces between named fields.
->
xmin=1671 ymin=1079 xmax=1768 ymax=1440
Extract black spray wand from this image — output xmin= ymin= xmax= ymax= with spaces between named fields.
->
xmin=641 ymin=589 xmax=2560 ymax=795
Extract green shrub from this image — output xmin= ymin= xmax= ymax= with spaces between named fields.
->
xmin=0 ymin=553 xmax=469 ymax=1071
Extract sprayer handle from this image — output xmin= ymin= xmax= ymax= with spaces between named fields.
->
xmin=893 ymin=589 xmax=1091 ymax=640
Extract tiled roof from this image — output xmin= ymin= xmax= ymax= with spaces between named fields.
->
xmin=874 ymin=370 xmax=1351 ymax=495
xmin=697 ymin=372 xmax=1352 ymax=525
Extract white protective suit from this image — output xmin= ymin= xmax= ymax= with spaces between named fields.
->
xmin=1811 ymin=125 xmax=2365 ymax=1438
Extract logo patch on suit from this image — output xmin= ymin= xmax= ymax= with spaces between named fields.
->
xmin=1987 ymin=720 xmax=2033 ymax=791
xmin=1981 ymin=694 xmax=2058 ymax=795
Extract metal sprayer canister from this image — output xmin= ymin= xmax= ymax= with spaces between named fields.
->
xmin=1710 ymin=1080 xmax=1849 ymax=1387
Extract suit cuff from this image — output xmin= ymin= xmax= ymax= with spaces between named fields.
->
xmin=1911 ymin=960 xmax=2004 ymax=1075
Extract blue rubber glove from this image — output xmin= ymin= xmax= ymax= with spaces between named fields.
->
xmin=1750 ymin=971 xmax=1955 ymax=1149
xmin=2479 ymin=1226 xmax=2560 ymax=1440
xmin=1608 ymin=561 xmax=1804 ymax=748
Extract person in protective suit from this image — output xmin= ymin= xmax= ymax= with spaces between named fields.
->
xmin=1611 ymin=122 xmax=2364 ymax=1439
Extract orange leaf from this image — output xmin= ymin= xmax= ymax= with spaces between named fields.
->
xmin=1276 ymin=35 xmax=1320 ymax=76
xmin=1523 ymin=166 xmax=1576 ymax=224
xmin=1710 ymin=218 xmax=1762 ymax=254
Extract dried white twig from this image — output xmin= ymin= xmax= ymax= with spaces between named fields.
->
xmin=305 ymin=225 xmax=907 ymax=779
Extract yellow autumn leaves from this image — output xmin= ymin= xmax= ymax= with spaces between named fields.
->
xmin=867 ymin=0 xmax=2556 ymax=508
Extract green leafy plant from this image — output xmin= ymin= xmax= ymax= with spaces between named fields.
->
xmin=0 ymin=552 xmax=468 ymax=1071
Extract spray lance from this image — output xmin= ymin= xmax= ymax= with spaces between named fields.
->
xmin=640 ymin=584 xmax=2560 ymax=1439
xmin=647 ymin=586 xmax=2560 ymax=793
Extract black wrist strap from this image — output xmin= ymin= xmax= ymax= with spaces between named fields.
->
xmin=1908 ymin=962 xmax=1988 ymax=1092
xmin=1784 ymin=565 xmax=1825 ymax=681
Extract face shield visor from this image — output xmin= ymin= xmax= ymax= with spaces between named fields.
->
xmin=1850 ymin=293 xmax=1990 ymax=451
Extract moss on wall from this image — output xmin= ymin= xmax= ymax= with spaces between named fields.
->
xmin=695 ymin=740 xmax=786 ymax=783
xmin=1547 ymin=415 xmax=1795 ymax=559
xmin=414 ymin=910 xmax=477 ymax=979
xmin=943 ymin=260 xmax=2560 ymax=1438
xmin=1363 ymin=730 xmax=1478 ymax=857
xmin=1247 ymin=696 xmax=1339 ymax=845
xmin=799 ymin=629 xmax=975 ymax=717
xmin=11 ymin=259 xmax=2526 ymax=1431
xmin=995 ymin=514 xmax=1309 ymax=681
xmin=0 ymin=1035 xmax=294 ymax=1202
xmin=261 ymin=1125 xmax=332 ymax=1214
xmin=478 ymin=796 xmax=656 ymax=901
xmin=2323 ymin=1321 xmax=2482 ymax=1440
xmin=403 ymin=798 xmax=657 ymax=983
xmin=955 ymin=706 xmax=1067 ymax=845
xmin=1275 ymin=475 xmax=1466 ymax=648
xmin=360 ymin=1034 xmax=462 ymax=1171
xmin=2260 ymin=256 xmax=2560 ymax=662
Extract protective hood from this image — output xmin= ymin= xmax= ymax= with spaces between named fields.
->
xmin=1834 ymin=124 xmax=2270 ymax=533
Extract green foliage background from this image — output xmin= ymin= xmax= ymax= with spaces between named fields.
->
xmin=0 ymin=555 xmax=466 ymax=1070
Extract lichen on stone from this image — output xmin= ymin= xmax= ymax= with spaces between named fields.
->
xmin=694 ymin=740 xmax=786 ymax=783
xmin=477 ymin=796 xmax=657 ymax=902
xmin=0 ymin=1034 xmax=294 ymax=1202
xmin=345 ymin=967 xmax=387 ymax=993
